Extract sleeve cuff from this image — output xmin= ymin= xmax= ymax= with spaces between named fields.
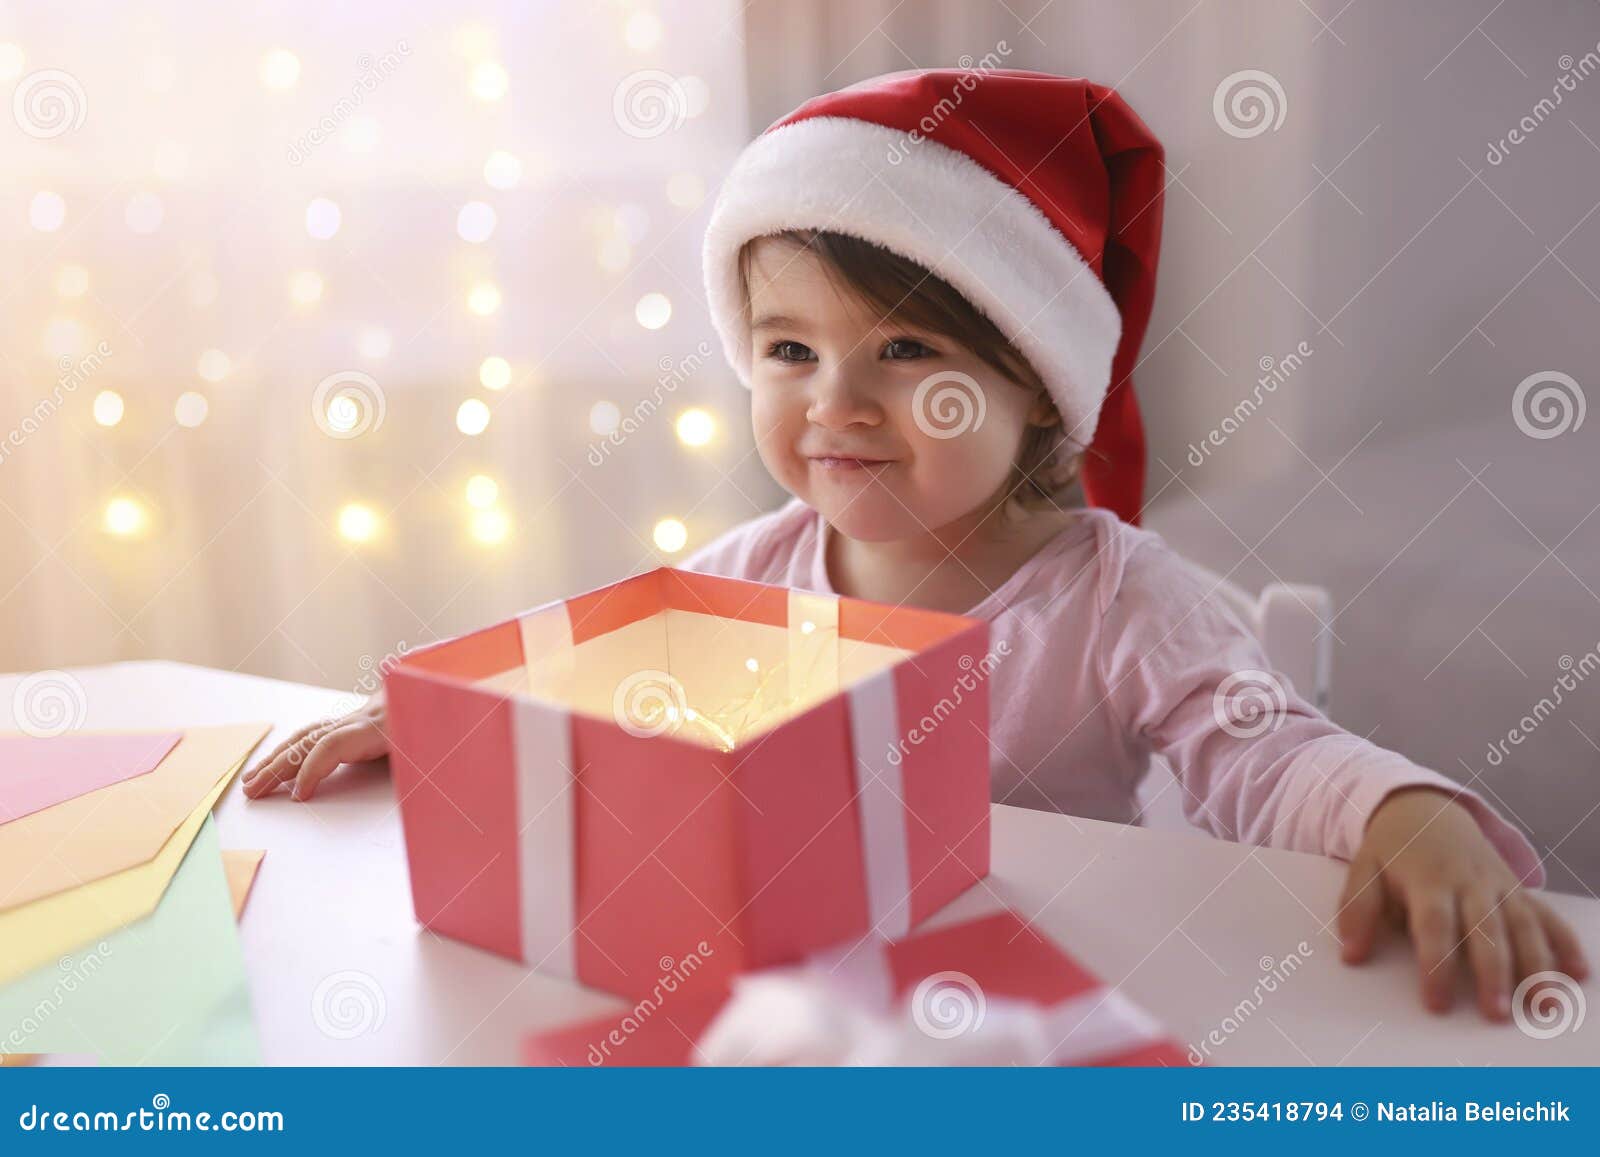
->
xmin=1343 ymin=768 xmax=1546 ymax=890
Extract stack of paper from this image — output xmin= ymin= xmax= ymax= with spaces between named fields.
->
xmin=0 ymin=723 xmax=268 ymax=1063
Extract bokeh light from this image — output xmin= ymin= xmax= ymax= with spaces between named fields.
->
xmin=456 ymin=398 xmax=491 ymax=435
xmin=478 ymin=356 xmax=512 ymax=391
xmin=174 ymin=392 xmax=209 ymax=428
xmin=103 ymin=497 xmax=147 ymax=538
xmin=465 ymin=474 xmax=499 ymax=509
xmin=92 ymin=390 xmax=124 ymax=427
xmin=634 ymin=292 xmax=671 ymax=330
xmin=675 ymin=408 xmax=716 ymax=447
xmin=652 ymin=518 xmax=688 ymax=554
xmin=337 ymin=503 xmax=380 ymax=543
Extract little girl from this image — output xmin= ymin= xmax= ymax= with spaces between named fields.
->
xmin=245 ymin=69 xmax=1586 ymax=1023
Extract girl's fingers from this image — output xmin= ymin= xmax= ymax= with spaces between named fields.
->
xmin=290 ymin=723 xmax=378 ymax=801
xmin=1527 ymin=895 xmax=1592 ymax=981
xmin=1408 ymin=888 xmax=1462 ymax=1013
xmin=1336 ymin=854 xmax=1387 ymax=964
xmin=1458 ymin=887 xmax=1513 ymax=1020
xmin=247 ymin=720 xmax=335 ymax=781
xmin=243 ymin=726 xmax=331 ymax=797
xmin=1505 ymin=894 xmax=1556 ymax=987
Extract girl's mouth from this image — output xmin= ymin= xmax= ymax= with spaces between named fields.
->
xmin=809 ymin=456 xmax=895 ymax=472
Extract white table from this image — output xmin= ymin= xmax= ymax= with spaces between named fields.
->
xmin=6 ymin=661 xmax=1597 ymax=1066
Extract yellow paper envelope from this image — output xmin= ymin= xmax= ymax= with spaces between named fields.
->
xmin=221 ymin=849 xmax=265 ymax=918
xmin=0 ymin=724 xmax=267 ymax=912
xmin=0 ymin=723 xmax=267 ymax=987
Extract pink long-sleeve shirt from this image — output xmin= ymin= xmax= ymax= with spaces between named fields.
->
xmin=683 ymin=497 xmax=1544 ymax=886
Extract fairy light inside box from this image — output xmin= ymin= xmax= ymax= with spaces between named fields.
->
xmin=384 ymin=566 xmax=993 ymax=1001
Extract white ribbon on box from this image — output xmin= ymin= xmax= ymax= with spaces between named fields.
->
xmin=506 ymin=590 xmax=917 ymax=980
xmin=511 ymin=603 xmax=580 ymax=979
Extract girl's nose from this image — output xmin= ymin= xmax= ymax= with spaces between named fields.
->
xmin=805 ymin=366 xmax=883 ymax=429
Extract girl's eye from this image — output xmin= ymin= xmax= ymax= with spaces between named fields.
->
xmin=766 ymin=340 xmax=815 ymax=364
xmin=883 ymin=338 xmax=935 ymax=360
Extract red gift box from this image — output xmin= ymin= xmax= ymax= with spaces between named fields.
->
xmin=522 ymin=909 xmax=1194 ymax=1067
xmin=385 ymin=566 xmax=993 ymax=1000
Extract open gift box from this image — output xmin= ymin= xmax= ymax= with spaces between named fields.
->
xmin=384 ymin=566 xmax=993 ymax=1001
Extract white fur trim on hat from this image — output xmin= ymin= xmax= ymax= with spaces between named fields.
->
xmin=702 ymin=115 xmax=1122 ymax=441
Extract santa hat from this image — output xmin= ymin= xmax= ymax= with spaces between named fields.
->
xmin=702 ymin=69 xmax=1165 ymax=525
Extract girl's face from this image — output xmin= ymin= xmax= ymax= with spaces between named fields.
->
xmin=745 ymin=238 xmax=1051 ymax=542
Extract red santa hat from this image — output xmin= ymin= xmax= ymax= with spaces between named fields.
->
xmin=702 ymin=69 xmax=1165 ymax=524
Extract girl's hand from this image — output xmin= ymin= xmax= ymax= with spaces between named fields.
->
xmin=242 ymin=695 xmax=389 ymax=802
xmin=1337 ymin=785 xmax=1590 ymax=1020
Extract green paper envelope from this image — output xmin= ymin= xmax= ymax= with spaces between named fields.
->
xmin=0 ymin=817 xmax=260 ymax=1064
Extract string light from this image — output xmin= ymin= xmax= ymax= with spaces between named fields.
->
xmin=597 ymin=235 xmax=631 ymax=273
xmin=260 ymin=48 xmax=300 ymax=90
xmin=467 ymin=282 xmax=501 ymax=316
xmin=456 ymin=201 xmax=497 ymax=244
xmin=483 ymin=150 xmax=521 ymax=190
xmin=589 ymin=401 xmax=620 ymax=436
xmin=305 ymin=198 xmax=342 ymax=239
xmin=357 ymin=328 xmax=392 ymax=359
xmin=152 ymin=141 xmax=188 ymax=182
xmin=469 ymin=61 xmax=508 ymax=101
xmin=679 ymin=76 xmax=710 ymax=118
xmin=665 ymin=172 xmax=705 ymax=209
xmin=0 ymin=43 xmax=24 ymax=81
xmin=337 ymin=503 xmax=380 ymax=543
xmin=624 ymin=10 xmax=663 ymax=51
xmin=478 ymin=356 xmax=511 ymax=391
xmin=456 ymin=398 xmax=491 ymax=435
xmin=344 ymin=114 xmax=380 ymax=152
xmin=92 ymin=390 xmax=125 ymax=427
xmin=196 ymin=349 xmax=231 ymax=383
xmin=653 ymin=518 xmax=687 ymax=553
xmin=675 ymin=408 xmax=715 ymax=447
xmin=289 ymin=271 xmax=324 ymax=307
xmin=464 ymin=474 xmax=499 ymax=509
xmin=43 ymin=318 xmax=86 ymax=359
xmin=103 ymin=497 xmax=147 ymax=538
xmin=29 ymin=191 xmax=65 ymax=232
xmin=634 ymin=292 xmax=671 ymax=330
xmin=125 ymin=192 xmax=164 ymax=234
xmin=55 ymin=266 xmax=89 ymax=298
xmin=174 ymin=392 xmax=209 ymax=428
xmin=470 ymin=508 xmax=510 ymax=544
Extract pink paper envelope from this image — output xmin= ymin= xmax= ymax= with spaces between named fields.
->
xmin=522 ymin=909 xmax=1194 ymax=1067
xmin=386 ymin=567 xmax=993 ymax=1002
xmin=0 ymin=731 xmax=183 ymax=825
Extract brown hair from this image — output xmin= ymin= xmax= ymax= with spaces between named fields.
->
xmin=737 ymin=229 xmax=1085 ymax=513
